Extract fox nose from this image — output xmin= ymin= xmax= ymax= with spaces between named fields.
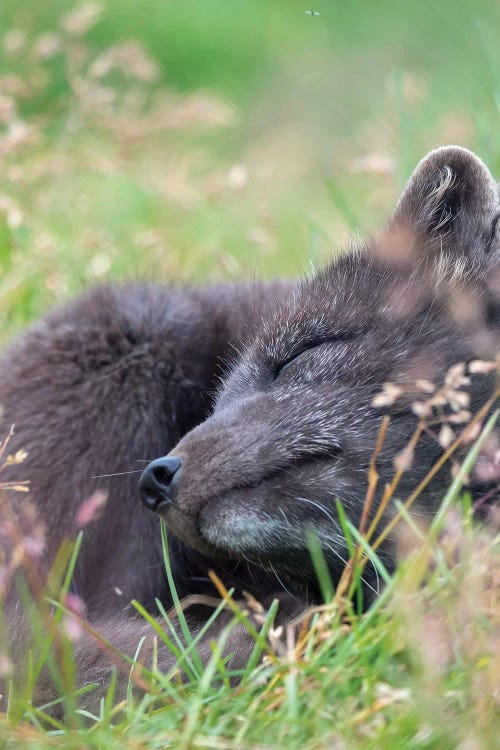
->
xmin=139 ymin=456 xmax=182 ymax=513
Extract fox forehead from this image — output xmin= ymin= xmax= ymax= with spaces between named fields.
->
xmin=215 ymin=270 xmax=382 ymax=411
xmin=255 ymin=255 xmax=381 ymax=358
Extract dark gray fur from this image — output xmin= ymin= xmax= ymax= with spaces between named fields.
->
xmin=0 ymin=146 xmax=498 ymax=708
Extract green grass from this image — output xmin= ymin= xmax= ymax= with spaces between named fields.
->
xmin=2 ymin=474 xmax=499 ymax=749
xmin=0 ymin=1 xmax=499 ymax=747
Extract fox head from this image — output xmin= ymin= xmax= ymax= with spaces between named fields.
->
xmin=140 ymin=146 xmax=500 ymax=596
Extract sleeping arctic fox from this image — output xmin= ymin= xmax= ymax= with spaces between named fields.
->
xmin=0 ymin=146 xmax=498 ymax=704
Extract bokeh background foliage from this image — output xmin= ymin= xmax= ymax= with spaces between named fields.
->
xmin=0 ymin=0 xmax=499 ymax=339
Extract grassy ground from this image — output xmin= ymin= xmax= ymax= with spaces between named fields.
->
xmin=0 ymin=1 xmax=499 ymax=747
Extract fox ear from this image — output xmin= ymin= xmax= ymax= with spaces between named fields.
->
xmin=393 ymin=146 xmax=500 ymax=265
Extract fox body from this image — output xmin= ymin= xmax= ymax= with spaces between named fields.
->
xmin=0 ymin=146 xmax=498 ymax=705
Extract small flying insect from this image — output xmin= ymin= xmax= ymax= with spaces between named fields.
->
xmin=305 ymin=10 xmax=320 ymax=15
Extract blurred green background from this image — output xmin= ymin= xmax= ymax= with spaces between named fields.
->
xmin=0 ymin=0 xmax=499 ymax=338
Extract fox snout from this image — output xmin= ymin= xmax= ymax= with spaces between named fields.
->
xmin=138 ymin=401 xmax=267 ymax=490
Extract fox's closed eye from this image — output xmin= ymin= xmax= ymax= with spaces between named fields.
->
xmin=273 ymin=342 xmax=326 ymax=380
xmin=273 ymin=330 xmax=363 ymax=381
